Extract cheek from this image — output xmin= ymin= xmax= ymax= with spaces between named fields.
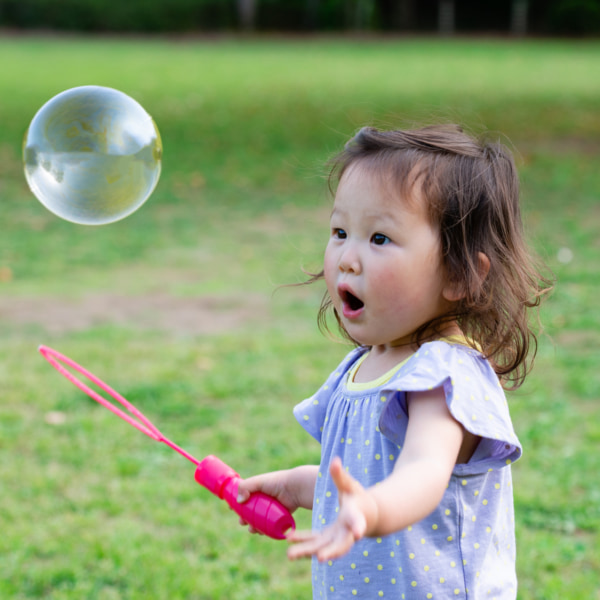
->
xmin=323 ymin=245 xmax=337 ymax=287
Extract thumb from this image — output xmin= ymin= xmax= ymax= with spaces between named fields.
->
xmin=237 ymin=475 xmax=264 ymax=503
xmin=329 ymin=457 xmax=359 ymax=495
xmin=236 ymin=479 xmax=253 ymax=504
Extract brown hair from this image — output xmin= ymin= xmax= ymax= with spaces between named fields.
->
xmin=311 ymin=125 xmax=553 ymax=389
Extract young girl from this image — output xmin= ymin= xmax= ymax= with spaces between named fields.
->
xmin=238 ymin=125 xmax=552 ymax=599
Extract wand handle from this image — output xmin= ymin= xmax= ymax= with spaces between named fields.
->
xmin=194 ymin=455 xmax=295 ymax=540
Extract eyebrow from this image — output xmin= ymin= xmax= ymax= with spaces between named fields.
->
xmin=330 ymin=205 xmax=400 ymax=224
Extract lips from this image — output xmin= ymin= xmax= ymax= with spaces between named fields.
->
xmin=338 ymin=284 xmax=364 ymax=318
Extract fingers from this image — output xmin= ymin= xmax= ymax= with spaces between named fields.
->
xmin=287 ymin=526 xmax=356 ymax=562
xmin=236 ymin=479 xmax=262 ymax=534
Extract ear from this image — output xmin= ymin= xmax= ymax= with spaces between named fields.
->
xmin=443 ymin=252 xmax=491 ymax=302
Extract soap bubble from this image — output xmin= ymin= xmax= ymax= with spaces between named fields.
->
xmin=23 ymin=85 xmax=162 ymax=225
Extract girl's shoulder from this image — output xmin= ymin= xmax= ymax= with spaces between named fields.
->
xmin=382 ymin=337 xmax=504 ymax=415
xmin=403 ymin=338 xmax=496 ymax=384
xmin=380 ymin=339 xmax=522 ymax=473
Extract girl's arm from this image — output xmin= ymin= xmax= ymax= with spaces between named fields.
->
xmin=237 ymin=465 xmax=319 ymax=533
xmin=287 ymin=386 xmax=466 ymax=561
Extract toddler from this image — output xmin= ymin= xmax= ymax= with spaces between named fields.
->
xmin=238 ymin=125 xmax=552 ymax=599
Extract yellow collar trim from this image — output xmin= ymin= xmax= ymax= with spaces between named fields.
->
xmin=346 ymin=337 xmax=481 ymax=391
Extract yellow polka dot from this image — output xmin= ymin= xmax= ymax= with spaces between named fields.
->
xmin=390 ymin=551 xmax=395 ymax=557
xmin=330 ymin=586 xmax=334 ymax=592
xmin=347 ymin=438 xmax=353 ymax=445
xmin=389 ymin=454 xmax=395 ymax=460
xmin=506 ymin=459 xmax=512 ymax=465
xmin=351 ymin=563 xmax=356 ymax=569
xmin=381 ymin=395 xmax=387 ymax=402
xmin=482 ymin=499 xmax=488 ymax=505
xmin=472 ymin=516 xmax=476 ymax=522
xmin=445 ymin=509 xmax=451 ymax=516
xmin=377 ymin=537 xmax=382 ymax=544
xmin=352 ymin=591 xmax=357 ymax=596
xmin=364 ymin=577 xmax=370 ymax=583
xmin=378 ymin=564 xmax=383 ymax=571
xmin=391 ymin=578 xmax=396 ymax=584
xmin=365 ymin=440 xmax=370 ymax=446
xmin=411 ymin=581 xmax=418 ymax=587
xmin=474 ymin=543 xmax=480 ymax=549
xmin=409 ymin=553 xmax=416 ymax=559
xmin=363 ymin=551 xmax=369 ymax=557
xmin=375 ymin=454 xmax=381 ymax=460
xmin=340 ymin=437 xmax=345 ymax=443
xmin=339 ymin=574 xmax=344 ymax=581
xmin=432 ymin=524 xmax=438 ymax=530
xmin=461 ymin=479 xmax=467 ymax=486
xmin=474 ymin=490 xmax=479 ymax=496
xmin=328 ymin=560 xmax=333 ymax=566
xmin=303 ymin=415 xmax=309 ymax=421
xmin=450 ymin=561 xmax=456 ymax=568
xmin=424 ymin=565 xmax=430 ymax=572
xmin=440 ymin=577 xmax=445 ymax=583
xmin=326 ymin=491 xmax=332 ymax=498
xmin=407 ymin=526 xmax=413 ymax=532
xmin=378 ymin=592 xmax=384 ymax=597
xmin=486 ymin=527 xmax=491 ymax=533
xmin=435 ymin=550 xmax=440 ymax=556
xmin=357 ymin=453 xmax=362 ymax=459
xmin=495 ymin=483 xmax=501 ymax=489
xmin=447 ymin=536 xmax=453 ymax=542
xmin=454 ymin=589 xmax=460 ymax=595
xmin=427 ymin=595 xmax=433 ymax=599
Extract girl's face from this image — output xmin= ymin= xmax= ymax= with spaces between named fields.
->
xmin=324 ymin=163 xmax=455 ymax=350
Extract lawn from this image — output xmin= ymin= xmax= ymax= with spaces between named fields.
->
xmin=0 ymin=36 xmax=599 ymax=599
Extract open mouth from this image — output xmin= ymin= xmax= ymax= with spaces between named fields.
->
xmin=340 ymin=288 xmax=364 ymax=315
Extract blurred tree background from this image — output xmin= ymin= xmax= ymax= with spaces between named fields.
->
xmin=0 ymin=0 xmax=598 ymax=36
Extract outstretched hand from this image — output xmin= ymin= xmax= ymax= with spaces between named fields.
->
xmin=287 ymin=457 xmax=377 ymax=562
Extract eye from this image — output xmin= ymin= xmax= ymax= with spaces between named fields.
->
xmin=371 ymin=233 xmax=390 ymax=246
xmin=332 ymin=228 xmax=347 ymax=240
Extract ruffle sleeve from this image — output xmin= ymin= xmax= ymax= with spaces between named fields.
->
xmin=293 ymin=347 xmax=368 ymax=443
xmin=378 ymin=341 xmax=522 ymax=475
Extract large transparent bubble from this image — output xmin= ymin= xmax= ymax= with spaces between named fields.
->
xmin=23 ymin=85 xmax=162 ymax=225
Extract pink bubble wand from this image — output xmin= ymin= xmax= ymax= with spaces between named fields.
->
xmin=38 ymin=345 xmax=295 ymax=540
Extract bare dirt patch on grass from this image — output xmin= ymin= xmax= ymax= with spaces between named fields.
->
xmin=0 ymin=292 xmax=271 ymax=335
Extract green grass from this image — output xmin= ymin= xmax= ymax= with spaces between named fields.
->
xmin=0 ymin=36 xmax=599 ymax=599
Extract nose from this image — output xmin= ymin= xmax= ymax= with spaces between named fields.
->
xmin=338 ymin=243 xmax=361 ymax=274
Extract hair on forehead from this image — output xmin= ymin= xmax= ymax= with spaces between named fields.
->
xmin=328 ymin=124 xmax=496 ymax=209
